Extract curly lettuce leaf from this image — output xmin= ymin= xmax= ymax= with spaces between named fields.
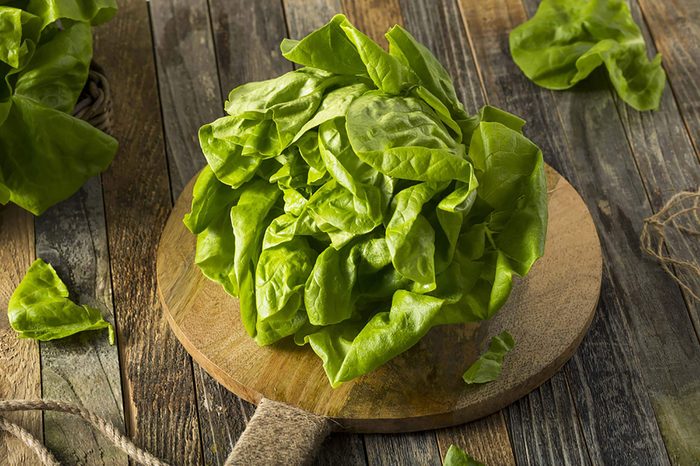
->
xmin=8 ymin=259 xmax=114 ymax=344
xmin=509 ymin=0 xmax=665 ymax=111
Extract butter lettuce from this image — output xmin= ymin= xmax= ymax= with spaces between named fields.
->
xmin=8 ymin=259 xmax=115 ymax=344
xmin=509 ymin=0 xmax=665 ymax=111
xmin=187 ymin=15 xmax=547 ymax=387
xmin=0 ymin=0 xmax=117 ymax=215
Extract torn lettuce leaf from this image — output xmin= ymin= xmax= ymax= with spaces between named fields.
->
xmin=8 ymin=259 xmax=115 ymax=344
xmin=186 ymin=14 xmax=547 ymax=387
xmin=509 ymin=0 xmax=665 ymax=111
xmin=443 ymin=445 xmax=485 ymax=466
xmin=462 ymin=331 xmax=515 ymax=384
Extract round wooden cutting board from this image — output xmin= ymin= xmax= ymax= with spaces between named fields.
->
xmin=156 ymin=165 xmax=602 ymax=433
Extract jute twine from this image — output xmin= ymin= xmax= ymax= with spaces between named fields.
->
xmin=0 ymin=399 xmax=169 ymax=466
xmin=0 ymin=398 xmax=332 ymax=465
xmin=641 ymin=188 xmax=700 ymax=301
xmin=72 ymin=61 xmax=113 ymax=134
xmin=226 ymin=398 xmax=332 ymax=466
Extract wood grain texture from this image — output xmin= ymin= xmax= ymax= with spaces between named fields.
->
xmin=364 ymin=431 xmax=442 ymax=466
xmin=436 ymin=412 xmax=515 ymax=466
xmin=506 ymin=372 xmax=590 ymax=465
xmin=398 ymin=0 xmax=486 ymax=113
xmin=93 ymin=0 xmax=202 ymax=463
xmin=609 ymin=0 xmax=700 ymax=340
xmin=157 ymin=167 xmax=601 ymax=433
xmin=636 ymin=0 xmax=700 ymax=157
xmin=149 ymin=0 xmax=221 ymax=196
xmin=458 ymin=0 xmax=700 ymax=463
xmin=208 ymin=0 xmax=291 ymax=93
xmin=35 ymin=177 xmax=126 ymax=465
xmin=0 ymin=205 xmax=41 ymax=466
xmin=148 ymin=1 xmax=252 ymax=463
xmin=341 ymin=0 xmax=403 ymax=46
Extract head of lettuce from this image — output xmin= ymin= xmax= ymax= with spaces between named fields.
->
xmin=184 ymin=15 xmax=548 ymax=387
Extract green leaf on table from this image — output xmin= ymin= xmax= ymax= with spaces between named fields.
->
xmin=443 ymin=444 xmax=485 ymax=466
xmin=509 ymin=0 xmax=666 ymax=111
xmin=8 ymin=259 xmax=114 ymax=344
xmin=462 ymin=331 xmax=515 ymax=384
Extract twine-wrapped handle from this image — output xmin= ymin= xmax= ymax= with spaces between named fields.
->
xmin=225 ymin=398 xmax=332 ymax=466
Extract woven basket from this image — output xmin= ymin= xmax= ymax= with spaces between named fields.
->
xmin=72 ymin=61 xmax=113 ymax=134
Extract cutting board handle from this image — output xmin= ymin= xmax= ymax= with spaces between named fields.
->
xmin=226 ymin=398 xmax=332 ymax=465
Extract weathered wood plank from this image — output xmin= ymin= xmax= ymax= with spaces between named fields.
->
xmin=636 ymin=0 xmax=700 ymax=156
xmin=459 ymin=0 xmax=700 ymax=463
xmin=149 ymin=0 xmax=221 ymax=196
xmin=193 ymin=367 xmax=255 ymax=465
xmin=209 ymin=0 xmax=291 ymax=92
xmin=93 ymin=0 xmax=202 ymax=463
xmin=398 ymin=0 xmax=486 ymax=112
xmin=436 ymin=413 xmax=516 ymax=466
xmin=364 ymin=432 xmax=442 ymax=466
xmin=341 ymin=0 xmax=403 ymax=46
xmin=0 ymin=205 xmax=41 ymax=465
xmin=35 ymin=177 xmax=126 ymax=465
xmin=505 ymin=372 xmax=590 ymax=465
xmin=314 ymin=434 xmax=367 ymax=466
xmin=611 ymin=0 xmax=700 ymax=339
xmin=148 ymin=1 xmax=255 ymax=463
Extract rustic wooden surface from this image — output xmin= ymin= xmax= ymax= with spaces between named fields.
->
xmin=157 ymin=166 xmax=601 ymax=432
xmin=0 ymin=0 xmax=698 ymax=464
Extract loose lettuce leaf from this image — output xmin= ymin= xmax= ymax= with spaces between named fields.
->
xmin=0 ymin=94 xmax=117 ymax=214
xmin=0 ymin=0 xmax=118 ymax=215
xmin=187 ymin=15 xmax=547 ymax=387
xmin=509 ymin=0 xmax=665 ymax=111
xmin=462 ymin=331 xmax=515 ymax=384
xmin=443 ymin=445 xmax=485 ymax=466
xmin=8 ymin=259 xmax=115 ymax=344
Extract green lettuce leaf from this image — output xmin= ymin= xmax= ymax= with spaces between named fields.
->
xmin=8 ymin=259 xmax=115 ymax=344
xmin=462 ymin=330 xmax=515 ymax=384
xmin=443 ymin=445 xmax=485 ymax=466
xmin=509 ymin=0 xmax=665 ymax=111
xmin=0 ymin=94 xmax=117 ymax=214
xmin=186 ymin=15 xmax=547 ymax=387
xmin=0 ymin=0 xmax=117 ymax=215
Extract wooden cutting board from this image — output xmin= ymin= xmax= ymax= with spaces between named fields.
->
xmin=156 ymin=165 xmax=602 ymax=433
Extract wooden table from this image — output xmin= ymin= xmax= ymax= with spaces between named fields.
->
xmin=1 ymin=0 xmax=698 ymax=464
